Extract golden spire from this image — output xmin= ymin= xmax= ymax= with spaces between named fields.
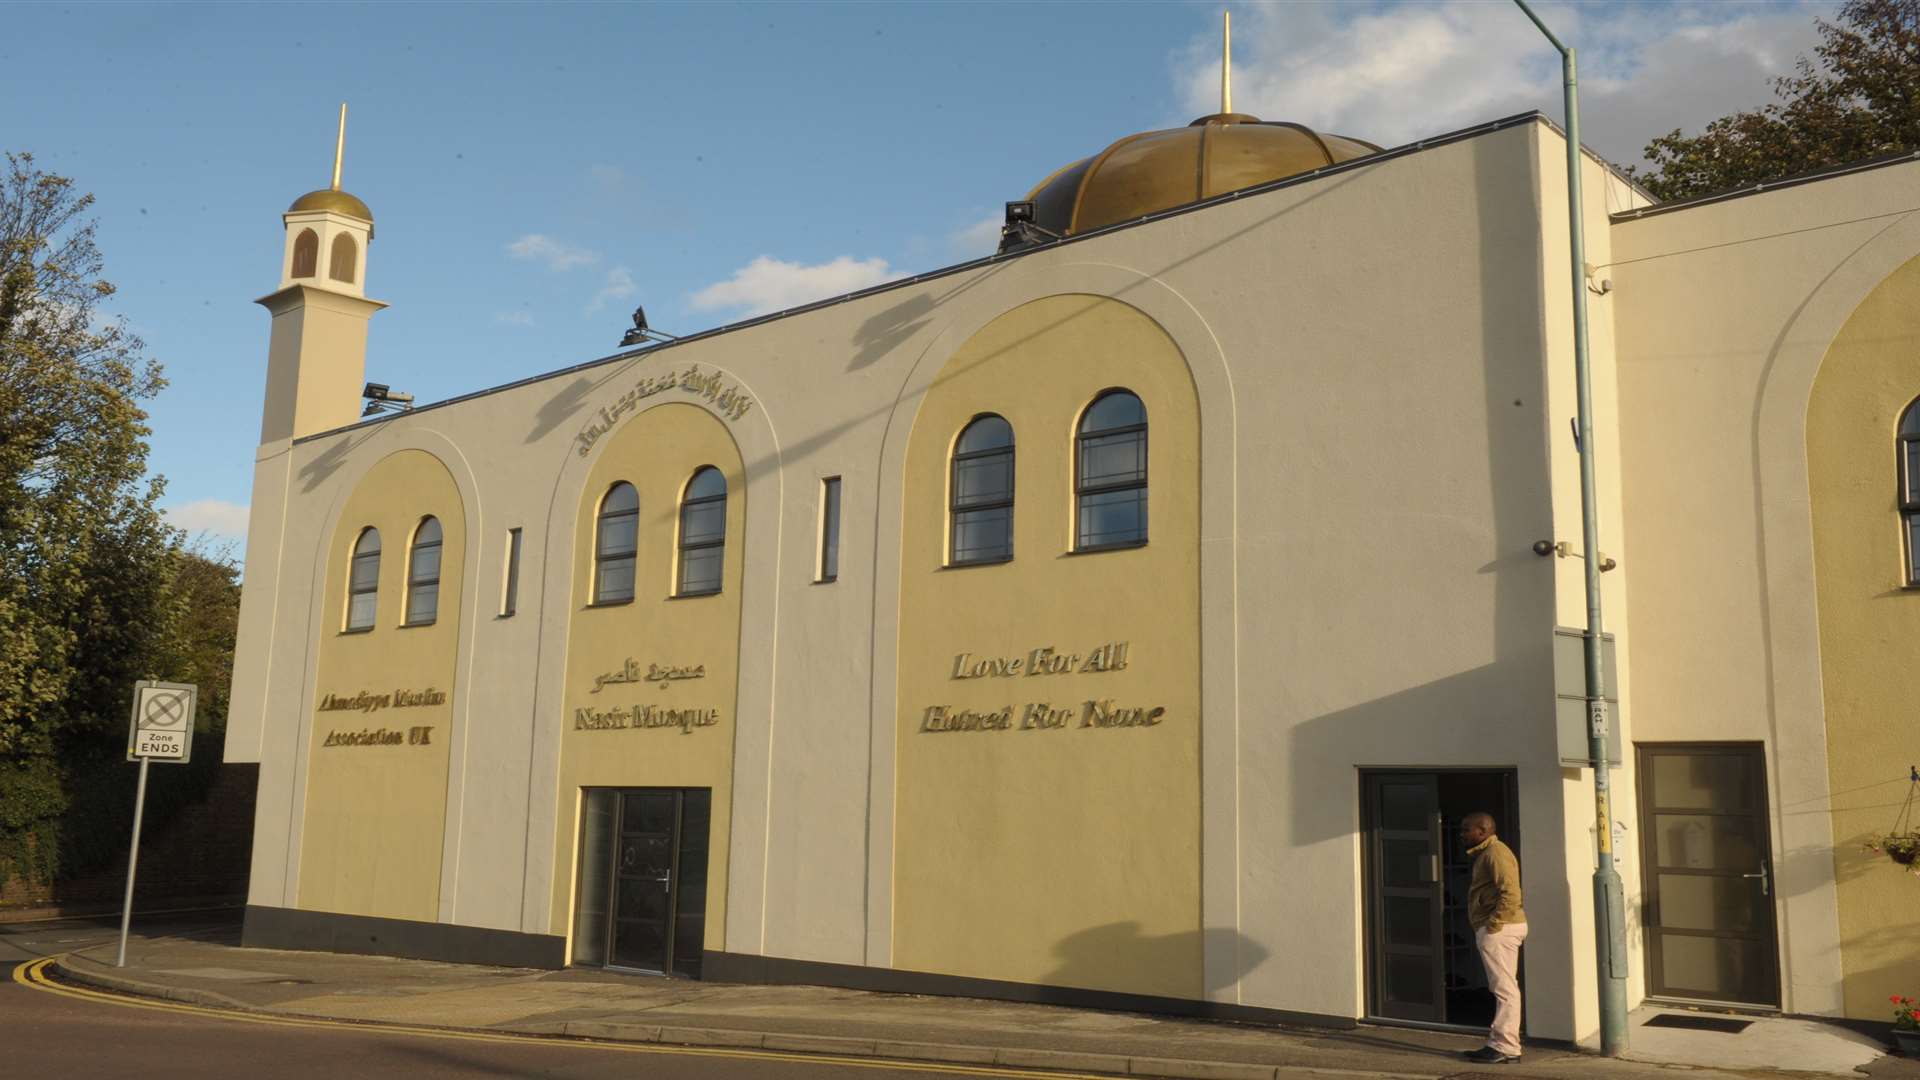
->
xmin=331 ymin=103 xmax=347 ymax=192
xmin=1221 ymin=10 xmax=1232 ymax=114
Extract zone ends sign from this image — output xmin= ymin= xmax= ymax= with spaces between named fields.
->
xmin=127 ymin=680 xmax=197 ymax=763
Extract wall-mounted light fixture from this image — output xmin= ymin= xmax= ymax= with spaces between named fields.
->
xmin=362 ymin=382 xmax=414 ymax=417
xmin=1533 ymin=538 xmax=1617 ymax=572
xmin=1000 ymin=201 xmax=1062 ymax=251
xmin=619 ymin=305 xmax=680 ymax=349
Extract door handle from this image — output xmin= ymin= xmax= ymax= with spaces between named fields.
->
xmin=1426 ymin=855 xmax=1441 ymax=883
xmin=1741 ymin=864 xmax=1770 ymax=897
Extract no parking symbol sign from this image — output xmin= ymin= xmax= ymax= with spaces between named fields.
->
xmin=127 ymin=680 xmax=197 ymax=763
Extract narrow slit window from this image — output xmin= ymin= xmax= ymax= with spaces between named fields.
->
xmin=1075 ymin=390 xmax=1148 ymax=551
xmin=950 ymin=415 xmax=1014 ymax=565
xmin=818 ymin=477 xmax=842 ymax=583
xmin=594 ymin=483 xmax=638 ymax=605
xmin=502 ymin=527 xmax=523 ymax=616
xmin=405 ymin=517 xmax=442 ymax=626
xmin=1900 ymin=398 xmax=1920 ymax=585
xmin=677 ymin=467 xmax=727 ymax=596
xmin=346 ymin=527 xmax=381 ymax=631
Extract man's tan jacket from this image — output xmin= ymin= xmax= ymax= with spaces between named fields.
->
xmin=1467 ymin=835 xmax=1526 ymax=931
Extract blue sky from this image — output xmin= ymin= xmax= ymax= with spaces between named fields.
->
xmin=4 ymin=1 xmax=1832 ymax=542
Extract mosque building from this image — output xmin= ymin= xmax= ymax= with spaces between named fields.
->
xmin=225 ymin=46 xmax=1920 ymax=1045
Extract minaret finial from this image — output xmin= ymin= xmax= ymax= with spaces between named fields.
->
xmin=1221 ymin=10 xmax=1232 ymax=115
xmin=331 ymin=103 xmax=347 ymax=192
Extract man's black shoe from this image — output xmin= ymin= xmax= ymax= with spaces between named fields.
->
xmin=1462 ymin=1046 xmax=1520 ymax=1064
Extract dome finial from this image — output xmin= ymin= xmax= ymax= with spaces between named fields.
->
xmin=1221 ymin=10 xmax=1232 ymax=115
xmin=331 ymin=103 xmax=347 ymax=192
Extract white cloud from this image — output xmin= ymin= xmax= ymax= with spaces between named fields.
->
xmin=951 ymin=212 xmax=1004 ymax=259
xmin=690 ymin=256 xmax=905 ymax=318
xmin=493 ymin=309 xmax=535 ymax=326
xmin=1175 ymin=1 xmax=1831 ymax=169
xmin=587 ymin=266 xmax=637 ymax=314
xmin=506 ymin=233 xmax=600 ymax=272
xmin=165 ymin=498 xmax=249 ymax=541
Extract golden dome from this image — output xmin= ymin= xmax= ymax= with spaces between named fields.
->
xmin=288 ymin=188 xmax=374 ymax=225
xmin=1012 ymin=113 xmax=1379 ymax=248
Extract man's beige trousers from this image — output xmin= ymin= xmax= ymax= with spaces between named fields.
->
xmin=1474 ymin=922 xmax=1528 ymax=1056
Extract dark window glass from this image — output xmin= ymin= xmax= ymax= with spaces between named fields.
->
xmin=405 ymin=517 xmax=442 ymax=625
xmin=292 ymin=228 xmax=319 ymax=278
xmin=1902 ymin=399 xmax=1920 ymax=585
xmin=329 ymin=232 xmax=358 ymax=284
xmin=346 ymin=527 xmax=380 ymax=631
xmin=677 ymin=467 xmax=726 ymax=596
xmin=819 ymin=477 xmax=842 ymax=583
xmin=595 ymin=482 xmax=638 ymax=604
xmin=950 ymin=415 xmax=1013 ymax=564
xmin=1075 ymin=391 xmax=1147 ymax=550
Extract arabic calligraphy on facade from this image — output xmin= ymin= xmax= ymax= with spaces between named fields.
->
xmin=591 ymin=658 xmax=707 ymax=693
xmin=574 ymin=364 xmax=754 ymax=458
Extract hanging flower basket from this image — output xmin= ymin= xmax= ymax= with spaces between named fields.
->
xmin=1864 ymin=770 xmax=1920 ymax=877
xmin=1865 ymin=833 xmax=1920 ymax=867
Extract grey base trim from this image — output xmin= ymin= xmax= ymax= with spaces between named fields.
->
xmin=703 ymin=951 xmax=1356 ymax=1031
xmin=242 ymin=904 xmax=566 ymax=970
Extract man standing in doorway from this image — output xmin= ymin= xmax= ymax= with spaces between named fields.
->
xmin=1461 ymin=811 xmax=1526 ymax=1064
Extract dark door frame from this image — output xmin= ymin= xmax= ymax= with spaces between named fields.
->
xmin=1633 ymin=741 xmax=1782 ymax=1008
xmin=574 ymin=786 xmax=709 ymax=978
xmin=1359 ymin=767 xmax=1522 ymax=1029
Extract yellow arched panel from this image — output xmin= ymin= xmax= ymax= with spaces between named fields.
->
xmin=894 ymin=294 xmax=1203 ymax=998
xmin=300 ymin=449 xmax=465 ymax=921
xmin=1807 ymin=253 xmax=1920 ymax=1019
xmin=553 ymin=403 xmax=747 ymax=946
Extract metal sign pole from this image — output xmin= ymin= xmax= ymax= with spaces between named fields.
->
xmin=115 ymin=755 xmax=152 ymax=968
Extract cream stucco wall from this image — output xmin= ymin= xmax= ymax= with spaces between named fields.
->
xmin=238 ymin=116 xmax=1667 ymax=1041
xmin=1612 ymin=156 xmax=1920 ymax=1017
xmin=1805 ymin=253 xmax=1920 ymax=1017
xmin=550 ymin=402 xmax=746 ymax=948
xmin=892 ymin=295 xmax=1202 ymax=998
xmin=296 ymin=449 xmax=464 ymax=921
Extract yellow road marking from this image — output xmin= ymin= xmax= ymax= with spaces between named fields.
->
xmin=12 ymin=957 xmax=1116 ymax=1079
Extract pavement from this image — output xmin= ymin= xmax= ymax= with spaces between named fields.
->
xmin=46 ymin=922 xmax=1920 ymax=1080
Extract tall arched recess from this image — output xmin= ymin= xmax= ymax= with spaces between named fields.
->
xmin=553 ymin=402 xmax=746 ymax=975
xmin=301 ymin=449 xmax=466 ymax=922
xmin=1804 ymin=252 xmax=1920 ymax=1018
xmin=893 ymin=294 xmax=1202 ymax=999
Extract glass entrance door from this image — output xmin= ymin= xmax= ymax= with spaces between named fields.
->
xmin=571 ymin=788 xmax=711 ymax=978
xmin=1636 ymin=744 xmax=1780 ymax=1006
xmin=1365 ymin=773 xmax=1445 ymax=1022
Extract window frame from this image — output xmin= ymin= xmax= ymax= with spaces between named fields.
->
xmin=501 ymin=527 xmax=523 ymax=617
xmin=1899 ymin=398 xmax=1920 ymax=587
xmin=329 ymin=232 xmax=357 ymax=284
xmin=1073 ymin=390 xmax=1149 ymax=553
xmin=291 ymin=228 xmax=319 ymax=278
xmin=948 ymin=414 xmax=1015 ymax=566
xmin=403 ymin=516 xmax=442 ymax=627
xmin=592 ymin=482 xmax=639 ymax=606
xmin=818 ymin=476 xmax=842 ymax=584
xmin=345 ymin=526 xmax=381 ymax=632
xmin=675 ymin=466 xmax=727 ymax=597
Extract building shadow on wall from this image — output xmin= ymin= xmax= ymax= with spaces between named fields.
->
xmin=525 ymin=364 xmax=636 ymax=445
xmin=298 ymin=429 xmax=378 ymax=493
xmin=1041 ymin=922 xmax=1270 ymax=1000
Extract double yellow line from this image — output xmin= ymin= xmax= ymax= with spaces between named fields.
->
xmin=12 ymin=956 xmax=1111 ymax=1078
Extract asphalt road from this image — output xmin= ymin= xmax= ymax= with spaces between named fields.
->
xmin=0 ymin=914 xmax=1064 ymax=1080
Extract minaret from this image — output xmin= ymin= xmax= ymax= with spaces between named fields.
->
xmin=257 ymin=103 xmax=386 ymax=443
xmin=228 ymin=106 xmax=386 ymax=766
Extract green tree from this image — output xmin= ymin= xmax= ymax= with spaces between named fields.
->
xmin=1634 ymin=0 xmax=1920 ymax=201
xmin=0 ymin=151 xmax=185 ymax=887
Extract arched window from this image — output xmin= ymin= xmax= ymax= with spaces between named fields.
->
xmin=291 ymin=228 xmax=319 ymax=278
xmin=950 ymin=415 xmax=1014 ymax=565
xmin=329 ymin=233 xmax=357 ymax=284
xmin=594 ymin=482 xmax=639 ymax=605
xmin=676 ymin=467 xmax=727 ymax=596
xmin=405 ymin=517 xmax=442 ymax=626
xmin=1075 ymin=390 xmax=1148 ymax=550
xmin=1900 ymin=399 xmax=1920 ymax=585
xmin=346 ymin=527 xmax=381 ymax=631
